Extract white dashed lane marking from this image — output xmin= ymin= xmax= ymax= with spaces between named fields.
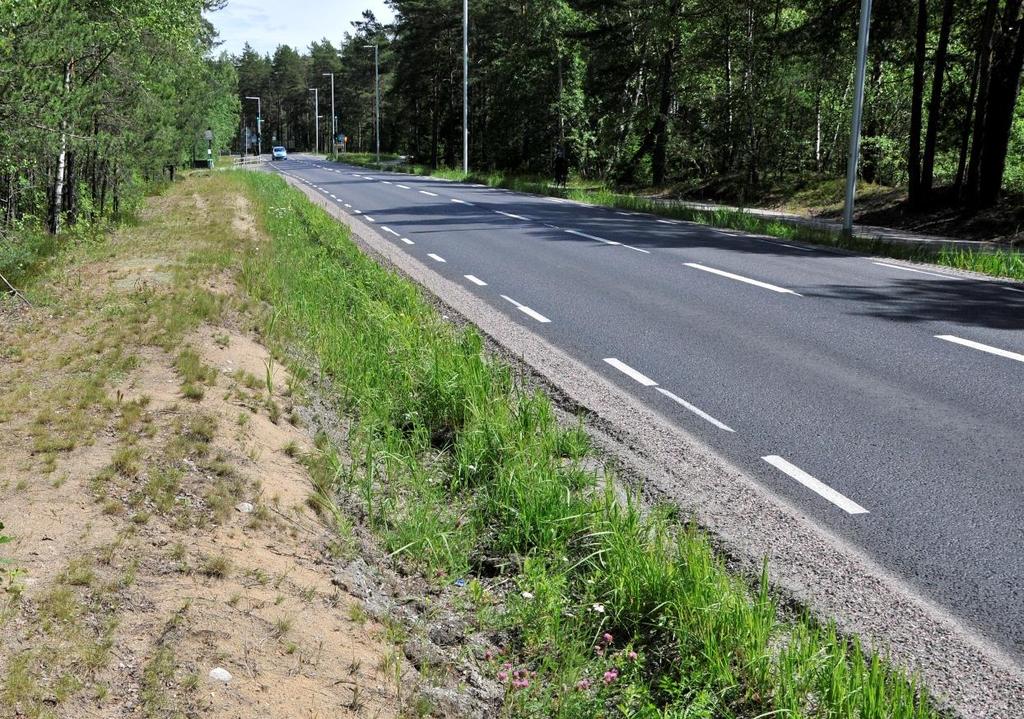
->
xmin=935 ymin=335 xmax=1024 ymax=364
xmin=655 ymin=388 xmax=735 ymax=433
xmin=684 ymin=263 xmax=802 ymax=296
xmin=603 ymin=358 xmax=658 ymax=387
xmin=762 ymin=456 xmax=869 ymax=515
xmin=500 ymin=295 xmax=551 ymax=323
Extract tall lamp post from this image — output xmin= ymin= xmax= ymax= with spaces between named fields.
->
xmin=308 ymin=87 xmax=319 ymax=154
xmin=842 ymin=0 xmax=873 ymax=236
xmin=363 ymin=44 xmax=380 ymax=162
xmin=244 ymin=96 xmax=261 ymax=158
xmin=323 ymin=72 xmax=336 ymax=156
xmin=463 ymin=0 xmax=469 ymax=174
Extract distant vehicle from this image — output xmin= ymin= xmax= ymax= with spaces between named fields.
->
xmin=272 ymin=146 xmax=287 ymax=161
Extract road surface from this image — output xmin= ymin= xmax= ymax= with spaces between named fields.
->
xmin=270 ymin=156 xmax=1024 ymax=660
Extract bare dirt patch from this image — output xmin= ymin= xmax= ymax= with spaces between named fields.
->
xmin=0 ymin=175 xmax=463 ymax=718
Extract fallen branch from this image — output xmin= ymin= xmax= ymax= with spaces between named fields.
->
xmin=0 ymin=270 xmax=31 ymax=306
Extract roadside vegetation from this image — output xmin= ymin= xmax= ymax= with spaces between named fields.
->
xmin=333 ymin=152 xmax=1024 ymax=283
xmin=241 ymin=170 xmax=940 ymax=717
xmin=0 ymin=1 xmax=238 ymax=290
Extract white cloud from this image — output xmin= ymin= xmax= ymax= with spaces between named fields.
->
xmin=208 ymin=0 xmax=394 ymax=56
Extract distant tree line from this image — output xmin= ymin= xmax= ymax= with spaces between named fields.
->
xmin=249 ymin=0 xmax=1024 ymax=210
xmin=0 ymin=0 xmax=239 ymax=237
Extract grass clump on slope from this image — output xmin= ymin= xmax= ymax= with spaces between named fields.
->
xmin=239 ymin=170 xmax=938 ymax=718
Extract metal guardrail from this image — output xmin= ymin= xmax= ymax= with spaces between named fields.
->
xmin=232 ymin=156 xmax=267 ymax=167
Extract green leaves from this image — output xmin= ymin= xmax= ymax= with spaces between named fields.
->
xmin=0 ymin=1 xmax=239 ymax=235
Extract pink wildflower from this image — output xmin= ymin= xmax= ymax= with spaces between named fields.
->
xmin=576 ymin=678 xmax=592 ymax=691
xmin=628 ymin=651 xmax=638 ymax=661
xmin=497 ymin=671 xmax=508 ymax=682
xmin=602 ymin=633 xmax=614 ymax=645
xmin=603 ymin=668 xmax=619 ymax=685
xmin=512 ymin=678 xmax=530 ymax=690
xmin=484 ymin=650 xmax=493 ymax=661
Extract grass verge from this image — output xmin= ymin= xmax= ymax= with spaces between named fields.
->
xmin=240 ymin=170 xmax=938 ymax=717
xmin=332 ymin=153 xmax=1024 ymax=283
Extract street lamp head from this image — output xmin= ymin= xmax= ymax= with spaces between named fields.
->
xmin=244 ymin=96 xmax=259 ymax=100
xmin=322 ymin=72 xmax=333 ymax=77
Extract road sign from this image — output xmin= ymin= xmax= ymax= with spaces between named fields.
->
xmin=204 ymin=129 xmax=213 ymax=141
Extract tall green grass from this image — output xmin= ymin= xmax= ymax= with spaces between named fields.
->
xmin=335 ymin=154 xmax=1024 ymax=283
xmin=240 ymin=170 xmax=939 ymax=718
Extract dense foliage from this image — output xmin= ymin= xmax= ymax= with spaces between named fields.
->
xmin=0 ymin=0 xmax=239 ymax=243
xmin=241 ymin=0 xmax=1024 ymax=210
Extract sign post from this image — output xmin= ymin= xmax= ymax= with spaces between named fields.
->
xmin=204 ymin=128 xmax=213 ymax=169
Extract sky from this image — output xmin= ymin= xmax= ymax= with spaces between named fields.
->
xmin=208 ymin=0 xmax=395 ymax=56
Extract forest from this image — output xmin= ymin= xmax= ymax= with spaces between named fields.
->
xmin=0 ymin=0 xmax=238 ymax=252
xmin=237 ymin=0 xmax=1024 ymax=215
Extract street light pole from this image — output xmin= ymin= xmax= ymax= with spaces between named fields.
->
xmin=309 ymin=88 xmax=319 ymax=154
xmin=364 ymin=44 xmax=380 ymax=163
xmin=842 ymin=0 xmax=873 ymax=236
xmin=245 ymin=96 xmax=261 ymax=158
xmin=323 ymin=72 xmax=335 ymax=156
xmin=463 ymin=0 xmax=469 ymax=174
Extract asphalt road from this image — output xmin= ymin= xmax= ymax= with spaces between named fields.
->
xmin=270 ymin=155 xmax=1024 ymax=660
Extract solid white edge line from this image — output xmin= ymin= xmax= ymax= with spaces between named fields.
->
xmin=935 ymin=334 xmax=1024 ymax=364
xmin=602 ymin=358 xmax=658 ymax=387
xmin=419 ymin=190 xmax=439 ymax=197
xmin=624 ymin=244 xmax=651 ymax=254
xmin=400 ymin=238 xmax=414 ymax=245
xmin=655 ymin=388 xmax=734 ymax=432
xmin=762 ymin=455 xmax=869 ymax=515
xmin=1001 ymin=285 xmax=1024 ymax=294
xmin=427 ymin=253 xmax=446 ymax=263
xmin=684 ymin=262 xmax=802 ymax=296
xmin=464 ymin=274 xmax=487 ymax=286
xmin=872 ymin=261 xmax=961 ymax=280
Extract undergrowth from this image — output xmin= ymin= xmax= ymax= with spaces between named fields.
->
xmin=334 ymin=154 xmax=1024 ymax=283
xmin=239 ymin=170 xmax=938 ymax=718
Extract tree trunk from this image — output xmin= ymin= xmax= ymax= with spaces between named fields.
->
xmin=954 ymin=43 xmax=982 ymax=193
xmin=964 ymin=0 xmax=1001 ymax=203
xmin=922 ymin=0 xmax=955 ymax=195
xmin=652 ymin=42 xmax=678 ymax=186
xmin=50 ymin=58 xmax=73 ymax=234
xmin=907 ymin=0 xmax=928 ymax=206
xmin=977 ymin=0 xmax=1024 ymax=207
